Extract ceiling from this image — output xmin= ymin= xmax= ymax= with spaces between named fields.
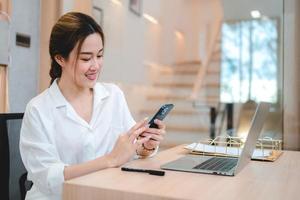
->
xmin=221 ymin=0 xmax=283 ymax=21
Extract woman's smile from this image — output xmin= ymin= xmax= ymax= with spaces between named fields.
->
xmin=85 ymin=72 xmax=98 ymax=81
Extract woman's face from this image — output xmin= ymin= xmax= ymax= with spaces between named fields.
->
xmin=61 ymin=33 xmax=103 ymax=89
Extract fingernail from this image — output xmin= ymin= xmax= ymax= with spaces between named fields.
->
xmin=144 ymin=117 xmax=149 ymax=121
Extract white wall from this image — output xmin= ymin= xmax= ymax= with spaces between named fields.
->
xmin=159 ymin=0 xmax=223 ymax=65
xmin=8 ymin=0 xmax=40 ymax=112
xmin=283 ymin=0 xmax=300 ymax=150
xmin=143 ymin=0 xmax=161 ymax=65
xmin=54 ymin=0 xmax=222 ymax=85
xmin=92 ymin=0 xmax=145 ymax=84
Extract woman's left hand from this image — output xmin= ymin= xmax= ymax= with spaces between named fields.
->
xmin=139 ymin=119 xmax=166 ymax=150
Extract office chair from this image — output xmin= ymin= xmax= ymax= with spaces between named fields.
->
xmin=0 ymin=113 xmax=32 ymax=200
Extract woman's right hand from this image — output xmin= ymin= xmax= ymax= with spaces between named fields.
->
xmin=107 ymin=118 xmax=150 ymax=167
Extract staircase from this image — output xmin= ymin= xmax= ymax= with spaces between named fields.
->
xmin=139 ymin=54 xmax=221 ymax=149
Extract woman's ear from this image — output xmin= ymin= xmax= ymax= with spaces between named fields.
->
xmin=54 ymin=55 xmax=65 ymax=68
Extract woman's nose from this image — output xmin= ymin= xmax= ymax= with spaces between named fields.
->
xmin=90 ymin=57 xmax=100 ymax=70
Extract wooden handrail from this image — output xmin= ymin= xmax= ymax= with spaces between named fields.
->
xmin=190 ymin=19 xmax=222 ymax=100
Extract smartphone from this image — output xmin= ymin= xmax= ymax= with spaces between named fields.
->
xmin=148 ymin=104 xmax=174 ymax=128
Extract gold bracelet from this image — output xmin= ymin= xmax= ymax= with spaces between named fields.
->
xmin=136 ymin=144 xmax=155 ymax=157
xmin=142 ymin=143 xmax=155 ymax=151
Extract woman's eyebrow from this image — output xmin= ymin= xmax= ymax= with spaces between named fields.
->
xmin=80 ymin=48 xmax=104 ymax=55
xmin=79 ymin=52 xmax=92 ymax=55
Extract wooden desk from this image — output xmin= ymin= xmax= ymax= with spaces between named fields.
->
xmin=63 ymin=146 xmax=300 ymax=200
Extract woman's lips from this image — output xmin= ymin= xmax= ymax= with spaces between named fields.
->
xmin=85 ymin=73 xmax=97 ymax=81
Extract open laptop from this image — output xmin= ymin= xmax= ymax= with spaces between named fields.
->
xmin=161 ymin=102 xmax=270 ymax=176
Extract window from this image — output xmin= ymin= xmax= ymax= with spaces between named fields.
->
xmin=220 ymin=19 xmax=279 ymax=103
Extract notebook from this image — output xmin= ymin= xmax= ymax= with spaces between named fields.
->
xmin=161 ymin=102 xmax=271 ymax=176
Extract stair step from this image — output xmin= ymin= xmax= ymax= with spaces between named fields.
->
xmin=146 ymin=94 xmax=220 ymax=103
xmin=160 ymin=132 xmax=210 ymax=149
xmin=147 ymin=95 xmax=188 ymax=101
xmin=167 ymin=125 xmax=208 ymax=133
xmin=147 ymin=88 xmax=220 ymax=99
xmin=211 ymin=52 xmax=222 ymax=62
xmin=138 ymin=108 xmax=212 ymax=127
xmin=157 ymin=66 xmax=219 ymax=76
xmin=160 ymin=69 xmax=198 ymax=75
xmin=140 ymin=108 xmax=199 ymax=116
xmin=153 ymin=82 xmax=219 ymax=89
xmin=152 ymin=71 xmax=220 ymax=87
xmin=156 ymin=67 xmax=219 ymax=76
xmin=207 ymin=68 xmax=220 ymax=74
xmin=153 ymin=83 xmax=193 ymax=88
xmin=143 ymin=99 xmax=195 ymax=111
xmin=174 ymin=60 xmax=201 ymax=66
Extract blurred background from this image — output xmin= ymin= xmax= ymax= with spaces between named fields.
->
xmin=0 ymin=0 xmax=299 ymax=150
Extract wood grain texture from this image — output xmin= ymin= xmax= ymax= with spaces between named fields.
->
xmin=63 ymin=145 xmax=300 ymax=200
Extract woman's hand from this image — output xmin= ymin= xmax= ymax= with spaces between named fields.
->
xmin=64 ymin=119 xmax=151 ymax=180
xmin=107 ymin=119 xmax=150 ymax=167
xmin=138 ymin=119 xmax=166 ymax=153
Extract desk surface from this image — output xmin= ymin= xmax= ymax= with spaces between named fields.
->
xmin=63 ymin=146 xmax=300 ymax=200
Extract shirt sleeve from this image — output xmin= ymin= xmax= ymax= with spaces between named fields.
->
xmin=19 ymin=104 xmax=67 ymax=195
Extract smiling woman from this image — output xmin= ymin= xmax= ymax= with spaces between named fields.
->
xmin=19 ymin=12 xmax=167 ymax=200
xmin=48 ymin=12 xmax=105 ymax=86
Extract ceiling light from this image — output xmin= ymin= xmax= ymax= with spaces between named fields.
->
xmin=175 ymin=30 xmax=184 ymax=39
xmin=143 ymin=13 xmax=158 ymax=24
xmin=251 ymin=10 xmax=261 ymax=19
xmin=111 ymin=0 xmax=122 ymax=6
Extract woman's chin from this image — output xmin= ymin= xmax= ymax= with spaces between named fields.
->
xmin=86 ymin=80 xmax=97 ymax=88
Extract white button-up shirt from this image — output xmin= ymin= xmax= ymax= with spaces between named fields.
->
xmin=19 ymin=80 xmax=135 ymax=200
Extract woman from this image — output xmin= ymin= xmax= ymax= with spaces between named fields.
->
xmin=19 ymin=12 xmax=166 ymax=200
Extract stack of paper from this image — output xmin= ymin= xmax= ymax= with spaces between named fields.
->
xmin=184 ymin=143 xmax=280 ymax=161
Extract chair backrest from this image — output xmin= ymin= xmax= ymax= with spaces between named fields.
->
xmin=0 ymin=113 xmax=28 ymax=200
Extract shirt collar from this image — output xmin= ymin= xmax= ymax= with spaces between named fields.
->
xmin=48 ymin=79 xmax=110 ymax=108
xmin=48 ymin=79 xmax=69 ymax=108
xmin=93 ymin=82 xmax=110 ymax=108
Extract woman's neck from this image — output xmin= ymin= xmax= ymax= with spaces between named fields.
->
xmin=57 ymin=76 xmax=94 ymax=123
xmin=57 ymin=77 xmax=93 ymax=102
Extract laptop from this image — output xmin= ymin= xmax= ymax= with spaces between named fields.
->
xmin=161 ymin=102 xmax=270 ymax=176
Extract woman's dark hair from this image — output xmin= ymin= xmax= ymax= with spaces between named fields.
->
xmin=49 ymin=12 xmax=104 ymax=85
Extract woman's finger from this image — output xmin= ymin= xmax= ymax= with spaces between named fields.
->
xmin=143 ymin=128 xmax=166 ymax=136
xmin=154 ymin=119 xmax=166 ymax=130
xmin=127 ymin=118 xmax=148 ymax=135
xmin=144 ymin=139 xmax=160 ymax=148
xmin=135 ymin=135 xmax=151 ymax=146
xmin=129 ymin=126 xmax=147 ymax=143
xmin=140 ymin=132 xmax=163 ymax=142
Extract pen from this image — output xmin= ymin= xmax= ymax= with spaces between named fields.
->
xmin=121 ymin=167 xmax=165 ymax=176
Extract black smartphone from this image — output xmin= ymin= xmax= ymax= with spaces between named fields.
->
xmin=148 ymin=104 xmax=174 ymax=128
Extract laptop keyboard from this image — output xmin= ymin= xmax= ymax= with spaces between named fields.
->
xmin=193 ymin=157 xmax=238 ymax=172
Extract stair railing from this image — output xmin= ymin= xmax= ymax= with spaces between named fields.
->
xmin=190 ymin=19 xmax=222 ymax=100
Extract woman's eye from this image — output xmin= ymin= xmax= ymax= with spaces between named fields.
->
xmin=97 ymin=55 xmax=103 ymax=58
xmin=81 ymin=58 xmax=91 ymax=61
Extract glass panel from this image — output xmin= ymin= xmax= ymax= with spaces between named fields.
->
xmin=93 ymin=0 xmax=285 ymax=148
xmin=221 ymin=19 xmax=279 ymax=103
xmin=220 ymin=0 xmax=283 ymax=141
